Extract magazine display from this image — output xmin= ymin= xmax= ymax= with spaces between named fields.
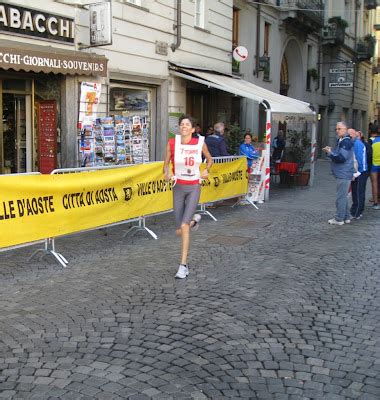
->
xmin=79 ymin=115 xmax=150 ymax=167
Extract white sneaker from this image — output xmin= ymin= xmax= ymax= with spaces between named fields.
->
xmin=373 ymin=204 xmax=380 ymax=210
xmin=344 ymin=219 xmax=351 ymax=224
xmin=328 ymin=218 xmax=344 ymax=226
xmin=175 ymin=264 xmax=189 ymax=279
xmin=190 ymin=214 xmax=201 ymax=232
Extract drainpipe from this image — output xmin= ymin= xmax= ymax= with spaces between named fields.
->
xmin=351 ymin=0 xmax=359 ymax=105
xmin=316 ymin=26 xmax=322 ymax=91
xmin=171 ymin=0 xmax=182 ymax=52
xmin=255 ymin=2 xmax=261 ymax=77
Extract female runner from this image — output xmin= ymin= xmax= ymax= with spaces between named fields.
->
xmin=163 ymin=116 xmax=213 ymax=279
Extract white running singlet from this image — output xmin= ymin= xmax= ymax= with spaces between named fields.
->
xmin=174 ymin=135 xmax=204 ymax=184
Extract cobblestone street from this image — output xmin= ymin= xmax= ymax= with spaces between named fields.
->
xmin=0 ymin=160 xmax=379 ymax=400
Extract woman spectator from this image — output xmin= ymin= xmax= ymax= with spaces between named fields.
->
xmin=239 ymin=133 xmax=259 ymax=172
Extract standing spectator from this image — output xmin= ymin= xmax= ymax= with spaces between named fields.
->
xmin=369 ymin=130 xmax=380 ymax=209
xmin=215 ymin=122 xmax=230 ymax=153
xmin=360 ymin=130 xmax=373 ymax=201
xmin=361 ymin=131 xmax=373 ymax=175
xmin=371 ymin=120 xmax=378 ymax=134
xmin=272 ymin=130 xmax=285 ymax=162
xmin=205 ymin=122 xmax=230 ymax=157
xmin=348 ymin=129 xmax=368 ymax=219
xmin=193 ymin=124 xmax=203 ymax=138
xmin=239 ymin=133 xmax=259 ymax=172
xmin=205 ymin=125 xmax=214 ymax=137
xmin=322 ymin=121 xmax=354 ymax=225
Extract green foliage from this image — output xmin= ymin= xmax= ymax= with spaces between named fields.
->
xmin=328 ymin=16 xmax=348 ymax=29
xmin=232 ymin=58 xmax=240 ymax=74
xmin=307 ymin=68 xmax=319 ymax=80
xmin=364 ymin=34 xmax=376 ymax=56
xmin=285 ymin=130 xmax=311 ymax=163
xmin=228 ymin=123 xmax=243 ymax=155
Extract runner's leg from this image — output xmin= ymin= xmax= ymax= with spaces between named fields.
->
xmin=371 ymin=172 xmax=378 ymax=204
xmin=180 ymin=185 xmax=201 ymax=265
xmin=173 ymin=185 xmax=186 ymax=236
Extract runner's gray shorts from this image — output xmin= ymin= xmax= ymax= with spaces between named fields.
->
xmin=173 ymin=184 xmax=201 ymax=229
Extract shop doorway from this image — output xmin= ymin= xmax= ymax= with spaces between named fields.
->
xmin=186 ymin=89 xmax=210 ymax=132
xmin=0 ymin=79 xmax=33 ymax=174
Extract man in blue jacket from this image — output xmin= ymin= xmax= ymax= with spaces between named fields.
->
xmin=323 ymin=122 xmax=354 ymax=225
xmin=348 ymin=129 xmax=368 ymax=219
xmin=205 ymin=122 xmax=230 ymax=157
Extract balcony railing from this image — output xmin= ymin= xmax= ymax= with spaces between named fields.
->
xmin=279 ymin=0 xmax=324 ymax=27
xmin=356 ymin=36 xmax=376 ymax=61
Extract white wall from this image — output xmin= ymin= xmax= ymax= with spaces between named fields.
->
xmin=72 ymin=0 xmax=233 ymax=78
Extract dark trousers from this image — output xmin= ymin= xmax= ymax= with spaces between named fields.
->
xmin=350 ymin=172 xmax=369 ymax=217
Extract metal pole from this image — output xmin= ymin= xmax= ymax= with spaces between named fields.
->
xmin=264 ymin=109 xmax=271 ymax=201
xmin=309 ymin=113 xmax=317 ymax=186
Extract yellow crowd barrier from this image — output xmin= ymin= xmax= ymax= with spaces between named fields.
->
xmin=0 ymin=159 xmax=248 ymax=252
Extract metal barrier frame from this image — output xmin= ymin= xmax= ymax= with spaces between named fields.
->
xmin=198 ymin=156 xmax=259 ymax=220
xmin=0 ymin=172 xmax=49 ymax=258
xmin=1 ymin=158 xmax=255 ymax=267
xmin=47 ymin=164 xmax=165 ymax=265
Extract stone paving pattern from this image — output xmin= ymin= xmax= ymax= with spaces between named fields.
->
xmin=0 ymin=160 xmax=379 ymax=399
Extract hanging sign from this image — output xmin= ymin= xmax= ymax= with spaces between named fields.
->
xmin=329 ymin=64 xmax=354 ymax=88
xmin=329 ymin=82 xmax=353 ymax=88
xmin=89 ymin=1 xmax=112 ymax=47
xmin=233 ymin=46 xmax=248 ymax=62
xmin=329 ymin=68 xmax=354 ymax=73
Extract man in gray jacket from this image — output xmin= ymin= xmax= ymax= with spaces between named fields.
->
xmin=323 ymin=121 xmax=354 ymax=225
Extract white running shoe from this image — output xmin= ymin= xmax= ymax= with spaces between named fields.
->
xmin=344 ymin=219 xmax=351 ymax=224
xmin=190 ymin=214 xmax=201 ymax=232
xmin=175 ymin=264 xmax=189 ymax=279
xmin=328 ymin=218 xmax=344 ymax=226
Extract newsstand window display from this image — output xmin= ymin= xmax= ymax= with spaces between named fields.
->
xmin=79 ymin=84 xmax=152 ymax=167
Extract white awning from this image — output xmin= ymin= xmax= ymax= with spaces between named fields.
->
xmin=171 ymin=67 xmax=315 ymax=118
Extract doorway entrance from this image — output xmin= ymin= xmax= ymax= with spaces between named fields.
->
xmin=0 ymin=78 xmax=33 ymax=174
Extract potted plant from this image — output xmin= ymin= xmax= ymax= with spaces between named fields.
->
xmin=284 ymin=130 xmax=311 ymax=186
xmin=307 ymin=68 xmax=319 ymax=81
xmin=227 ymin=123 xmax=243 ymax=155
xmin=285 ymin=130 xmax=310 ymax=163
xmin=364 ymin=34 xmax=376 ymax=57
xmin=328 ymin=16 xmax=348 ymax=29
xmin=327 ymin=16 xmax=348 ymax=44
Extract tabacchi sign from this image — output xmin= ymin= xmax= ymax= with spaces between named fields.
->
xmin=0 ymin=3 xmax=75 ymax=44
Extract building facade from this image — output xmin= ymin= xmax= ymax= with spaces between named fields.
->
xmin=1 ymin=0 xmax=375 ymax=175
xmin=234 ymin=0 xmax=374 ymax=155
xmin=0 ymin=0 xmax=233 ymax=174
xmin=369 ymin=4 xmax=380 ymax=125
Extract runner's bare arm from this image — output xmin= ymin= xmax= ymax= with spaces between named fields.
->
xmin=163 ymin=142 xmax=172 ymax=181
xmin=201 ymin=143 xmax=213 ymax=179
